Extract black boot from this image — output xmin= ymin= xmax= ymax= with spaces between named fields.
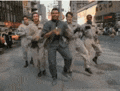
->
xmin=38 ymin=70 xmax=42 ymax=77
xmin=85 ymin=68 xmax=92 ymax=74
xmin=63 ymin=67 xmax=72 ymax=74
xmin=52 ymin=75 xmax=57 ymax=86
xmin=42 ymin=70 xmax=46 ymax=75
xmin=62 ymin=67 xmax=72 ymax=79
xmin=24 ymin=61 xmax=28 ymax=68
xmin=63 ymin=66 xmax=68 ymax=73
xmin=30 ymin=57 xmax=33 ymax=64
xmin=92 ymin=56 xmax=98 ymax=64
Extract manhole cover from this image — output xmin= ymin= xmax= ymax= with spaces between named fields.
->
xmin=107 ymin=79 xmax=119 ymax=85
xmin=94 ymin=63 xmax=120 ymax=71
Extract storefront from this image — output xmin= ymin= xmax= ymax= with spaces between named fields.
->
xmin=77 ymin=1 xmax=120 ymax=26
xmin=95 ymin=1 xmax=120 ymax=27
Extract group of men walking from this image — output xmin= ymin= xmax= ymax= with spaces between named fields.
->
xmin=17 ymin=8 xmax=102 ymax=86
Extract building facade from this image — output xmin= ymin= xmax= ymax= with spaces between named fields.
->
xmin=23 ymin=1 xmax=41 ymax=19
xmin=0 ymin=1 xmax=44 ymax=32
xmin=70 ymin=1 xmax=89 ymax=22
xmin=77 ymin=1 xmax=120 ymax=27
xmin=77 ymin=1 xmax=97 ymax=25
xmin=0 ymin=1 xmax=23 ymax=31
xmin=70 ymin=1 xmax=77 ymax=22
xmin=95 ymin=1 xmax=120 ymax=27
xmin=40 ymin=4 xmax=47 ymax=24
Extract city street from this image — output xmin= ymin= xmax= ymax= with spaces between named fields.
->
xmin=0 ymin=35 xmax=120 ymax=91
xmin=1 ymin=1 xmax=120 ymax=91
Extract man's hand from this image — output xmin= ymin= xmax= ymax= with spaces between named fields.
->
xmin=53 ymin=29 xmax=61 ymax=35
xmin=44 ymin=28 xmax=61 ymax=38
xmin=34 ymin=36 xmax=40 ymax=41
xmin=44 ymin=31 xmax=53 ymax=38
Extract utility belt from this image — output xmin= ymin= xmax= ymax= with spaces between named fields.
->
xmin=31 ymin=38 xmax=45 ymax=48
xmin=31 ymin=40 xmax=39 ymax=48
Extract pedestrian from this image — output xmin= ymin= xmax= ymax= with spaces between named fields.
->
xmin=114 ymin=21 xmax=120 ymax=35
xmin=7 ymin=31 xmax=13 ymax=48
xmin=41 ymin=8 xmax=72 ymax=86
xmin=17 ymin=15 xmax=31 ymax=67
xmin=109 ymin=25 xmax=116 ymax=37
xmin=4 ymin=27 xmax=13 ymax=48
xmin=81 ymin=14 xmax=102 ymax=65
xmin=65 ymin=12 xmax=92 ymax=74
xmin=27 ymin=12 xmax=46 ymax=77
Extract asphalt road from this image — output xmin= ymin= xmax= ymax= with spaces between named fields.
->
xmin=0 ymin=35 xmax=120 ymax=91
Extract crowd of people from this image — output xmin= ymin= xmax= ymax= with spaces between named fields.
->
xmin=103 ymin=23 xmax=119 ymax=36
xmin=17 ymin=8 xmax=103 ymax=86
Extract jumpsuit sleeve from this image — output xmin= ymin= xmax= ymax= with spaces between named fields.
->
xmin=26 ymin=25 xmax=33 ymax=40
xmin=17 ymin=25 xmax=26 ymax=37
xmin=63 ymin=23 xmax=73 ymax=39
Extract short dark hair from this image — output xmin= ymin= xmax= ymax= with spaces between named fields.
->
xmin=66 ymin=12 xmax=73 ymax=17
xmin=86 ymin=14 xmax=92 ymax=19
xmin=51 ymin=8 xmax=59 ymax=13
xmin=32 ymin=12 xmax=39 ymax=18
xmin=23 ymin=15 xmax=28 ymax=19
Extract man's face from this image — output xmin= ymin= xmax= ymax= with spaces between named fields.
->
xmin=66 ymin=14 xmax=72 ymax=24
xmin=33 ymin=14 xmax=39 ymax=22
xmin=24 ymin=17 xmax=28 ymax=24
xmin=87 ymin=15 xmax=92 ymax=21
xmin=51 ymin=10 xmax=59 ymax=20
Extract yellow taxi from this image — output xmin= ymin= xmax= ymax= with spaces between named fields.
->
xmin=11 ymin=32 xmax=20 ymax=40
xmin=0 ymin=33 xmax=5 ymax=44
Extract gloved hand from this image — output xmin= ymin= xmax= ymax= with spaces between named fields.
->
xmin=74 ymin=27 xmax=80 ymax=34
xmin=4 ymin=42 xmax=7 ymax=46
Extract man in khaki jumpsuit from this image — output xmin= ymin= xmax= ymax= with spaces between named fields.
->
xmin=65 ymin=12 xmax=92 ymax=74
xmin=81 ymin=14 xmax=102 ymax=64
xmin=27 ymin=12 xmax=46 ymax=77
xmin=17 ymin=16 xmax=31 ymax=67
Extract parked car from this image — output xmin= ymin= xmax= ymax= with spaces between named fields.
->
xmin=0 ymin=33 xmax=5 ymax=48
xmin=0 ymin=34 xmax=5 ymax=44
